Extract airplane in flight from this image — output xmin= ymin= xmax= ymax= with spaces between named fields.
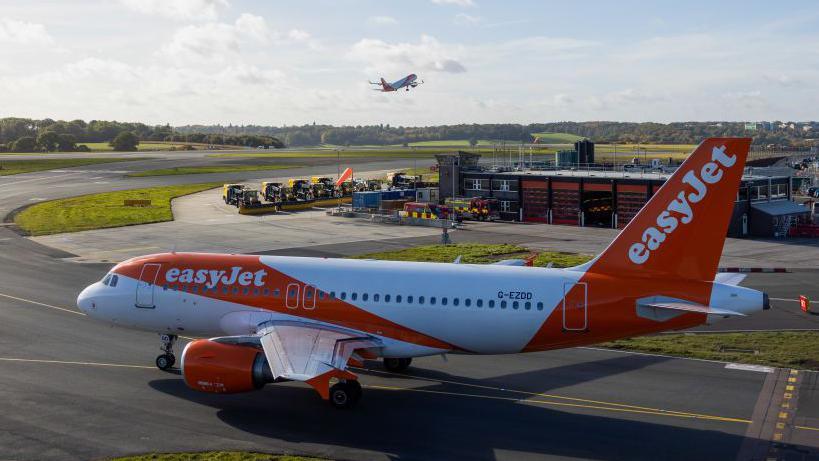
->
xmin=369 ymin=73 xmax=423 ymax=92
xmin=77 ymin=137 xmax=768 ymax=408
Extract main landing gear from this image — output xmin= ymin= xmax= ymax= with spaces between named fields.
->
xmin=383 ymin=357 xmax=412 ymax=372
xmin=156 ymin=334 xmax=177 ymax=371
xmin=329 ymin=380 xmax=362 ymax=409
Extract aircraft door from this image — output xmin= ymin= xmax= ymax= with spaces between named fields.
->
xmin=135 ymin=263 xmax=162 ymax=308
xmin=285 ymin=283 xmax=300 ymax=309
xmin=562 ymin=282 xmax=588 ymax=331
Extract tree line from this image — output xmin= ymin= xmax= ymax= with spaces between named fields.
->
xmin=177 ymin=121 xmax=818 ymax=147
xmin=0 ymin=118 xmax=283 ymax=152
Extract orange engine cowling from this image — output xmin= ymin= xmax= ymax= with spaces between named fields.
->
xmin=181 ymin=339 xmax=274 ymax=394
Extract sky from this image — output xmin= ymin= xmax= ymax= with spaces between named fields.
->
xmin=1 ymin=0 xmax=818 ymax=126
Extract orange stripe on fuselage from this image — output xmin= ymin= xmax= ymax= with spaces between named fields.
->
xmin=112 ymin=253 xmax=457 ymax=351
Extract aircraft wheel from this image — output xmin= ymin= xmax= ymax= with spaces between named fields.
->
xmin=383 ymin=357 xmax=412 ymax=372
xmin=329 ymin=381 xmax=361 ymax=409
xmin=156 ymin=353 xmax=175 ymax=371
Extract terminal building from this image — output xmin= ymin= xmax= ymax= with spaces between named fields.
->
xmin=436 ymin=150 xmax=808 ymax=238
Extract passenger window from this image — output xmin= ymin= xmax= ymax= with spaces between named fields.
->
xmin=341 ymin=292 xmax=347 ymax=300
xmin=537 ymin=302 xmax=544 ymax=310
xmin=192 ymin=286 xmax=199 ymax=293
xmin=222 ymin=287 xmax=228 ymax=294
xmin=274 ymin=288 xmax=281 ymax=297
xmin=373 ymin=294 xmax=380 ymax=302
xmin=477 ymin=299 xmax=483 ymax=308
xmin=263 ymin=288 xmax=269 ymax=296
xmin=396 ymin=295 xmax=402 ymax=303
xmin=243 ymin=287 xmax=249 ymax=295
xmin=453 ymin=298 xmax=459 ymax=306
xmin=524 ymin=301 xmax=531 ymax=310
xmin=430 ymin=297 xmax=436 ymax=305
xmin=319 ymin=291 xmax=325 ymax=300
xmin=441 ymin=297 xmax=447 ymax=306
xmin=362 ymin=293 xmax=368 ymax=301
xmin=407 ymin=295 xmax=413 ymax=304
xmin=501 ymin=300 xmax=507 ymax=309
xmin=233 ymin=287 xmax=239 ymax=294
xmin=418 ymin=296 xmax=424 ymax=304
xmin=288 ymin=288 xmax=296 ymax=297
xmin=464 ymin=298 xmax=470 ymax=307
xmin=385 ymin=294 xmax=390 ymax=302
xmin=110 ymin=275 xmax=118 ymax=287
xmin=352 ymin=293 xmax=358 ymax=301
xmin=162 ymin=284 xmax=168 ymax=291
xmin=512 ymin=301 xmax=519 ymax=309
xmin=253 ymin=288 xmax=259 ymax=296
xmin=330 ymin=291 xmax=336 ymax=299
xmin=489 ymin=300 xmax=495 ymax=308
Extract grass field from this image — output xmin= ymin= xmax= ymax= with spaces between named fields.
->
xmin=603 ymin=331 xmax=819 ymax=370
xmin=353 ymin=243 xmax=593 ymax=267
xmin=14 ymin=183 xmax=221 ymax=236
xmin=594 ymin=143 xmax=696 ymax=163
xmin=111 ymin=453 xmax=326 ymax=461
xmin=78 ymin=141 xmax=200 ymax=152
xmin=404 ymin=140 xmax=499 ymax=147
xmin=211 ymin=146 xmax=558 ymax=160
xmin=531 ymin=132 xmax=585 ymax=144
xmin=0 ymin=158 xmax=143 ymax=176
xmin=400 ymin=166 xmax=439 ymax=183
xmin=127 ymin=164 xmax=297 ymax=177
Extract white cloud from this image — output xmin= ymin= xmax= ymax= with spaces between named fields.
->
xmin=287 ymin=29 xmax=311 ymax=41
xmin=349 ymin=35 xmax=467 ymax=74
xmin=454 ymin=13 xmax=482 ymax=25
xmin=118 ymin=0 xmax=229 ymax=21
xmin=0 ymin=18 xmax=53 ymax=45
xmin=368 ymin=16 xmax=398 ymax=26
xmin=431 ymin=0 xmax=476 ymax=7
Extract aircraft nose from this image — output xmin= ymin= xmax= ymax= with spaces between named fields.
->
xmin=76 ymin=285 xmax=97 ymax=314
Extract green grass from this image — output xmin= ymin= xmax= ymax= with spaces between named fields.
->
xmin=400 ymin=166 xmax=439 ymax=183
xmin=405 ymin=140 xmax=498 ymax=147
xmin=211 ymin=146 xmax=558 ymax=160
xmin=127 ymin=164 xmax=297 ymax=177
xmin=78 ymin=141 xmax=196 ymax=152
xmin=594 ymin=143 xmax=696 ymax=163
xmin=0 ymin=158 xmax=144 ymax=176
xmin=603 ymin=332 xmax=819 ymax=370
xmin=15 ymin=183 xmax=221 ymax=236
xmin=530 ymin=132 xmax=585 ymax=144
xmin=110 ymin=453 xmax=326 ymax=461
xmin=353 ymin=243 xmax=592 ymax=267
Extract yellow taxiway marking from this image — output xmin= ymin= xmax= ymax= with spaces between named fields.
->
xmin=360 ymin=367 xmax=747 ymax=422
xmin=0 ymin=292 xmax=85 ymax=316
xmin=365 ymin=384 xmax=751 ymax=424
xmin=0 ymin=357 xmax=154 ymax=369
xmin=795 ymin=425 xmax=819 ymax=432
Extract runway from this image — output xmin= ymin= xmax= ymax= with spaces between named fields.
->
xmin=0 ymin=157 xmax=817 ymax=460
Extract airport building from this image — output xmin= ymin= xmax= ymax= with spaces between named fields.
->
xmin=436 ymin=151 xmax=808 ymax=238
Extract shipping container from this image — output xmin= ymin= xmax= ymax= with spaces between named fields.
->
xmin=352 ymin=191 xmax=381 ymax=209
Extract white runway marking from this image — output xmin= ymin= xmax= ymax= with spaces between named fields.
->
xmin=725 ymin=363 xmax=774 ymax=373
xmin=0 ymin=292 xmax=85 ymax=316
xmin=770 ymin=297 xmax=799 ymax=303
xmin=0 ymin=356 xmax=154 ymax=369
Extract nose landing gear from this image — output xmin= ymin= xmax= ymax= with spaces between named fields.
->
xmin=156 ymin=334 xmax=177 ymax=371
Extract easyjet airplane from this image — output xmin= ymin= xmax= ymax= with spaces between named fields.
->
xmin=77 ymin=137 xmax=768 ymax=408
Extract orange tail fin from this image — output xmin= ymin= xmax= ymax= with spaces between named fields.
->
xmin=585 ymin=137 xmax=751 ymax=281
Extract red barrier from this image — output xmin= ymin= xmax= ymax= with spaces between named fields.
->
xmin=800 ymin=295 xmax=810 ymax=313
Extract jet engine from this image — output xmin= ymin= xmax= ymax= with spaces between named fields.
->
xmin=181 ymin=339 xmax=275 ymax=393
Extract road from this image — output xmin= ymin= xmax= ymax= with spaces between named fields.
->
xmin=0 ymin=155 xmax=817 ymax=460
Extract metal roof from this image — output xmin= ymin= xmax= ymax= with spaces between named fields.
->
xmin=751 ymin=200 xmax=809 ymax=216
xmin=465 ymin=168 xmax=788 ymax=182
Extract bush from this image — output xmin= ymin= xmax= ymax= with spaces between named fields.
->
xmin=110 ymin=131 xmax=139 ymax=151
xmin=75 ymin=144 xmax=91 ymax=152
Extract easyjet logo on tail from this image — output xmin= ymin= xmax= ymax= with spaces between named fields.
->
xmin=628 ymin=146 xmax=737 ymax=265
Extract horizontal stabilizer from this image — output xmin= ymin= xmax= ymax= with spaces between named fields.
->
xmin=492 ymin=259 xmax=526 ymax=266
xmin=641 ymin=301 xmax=745 ymax=317
xmin=714 ymin=273 xmax=747 ymax=286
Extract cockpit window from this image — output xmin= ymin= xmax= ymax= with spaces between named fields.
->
xmin=109 ymin=275 xmax=118 ymax=287
xmin=102 ymin=274 xmax=112 ymax=286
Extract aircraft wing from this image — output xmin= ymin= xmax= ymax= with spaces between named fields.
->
xmin=256 ymin=320 xmax=381 ymax=397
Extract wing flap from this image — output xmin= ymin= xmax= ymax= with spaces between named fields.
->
xmin=258 ymin=321 xmax=381 ymax=382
